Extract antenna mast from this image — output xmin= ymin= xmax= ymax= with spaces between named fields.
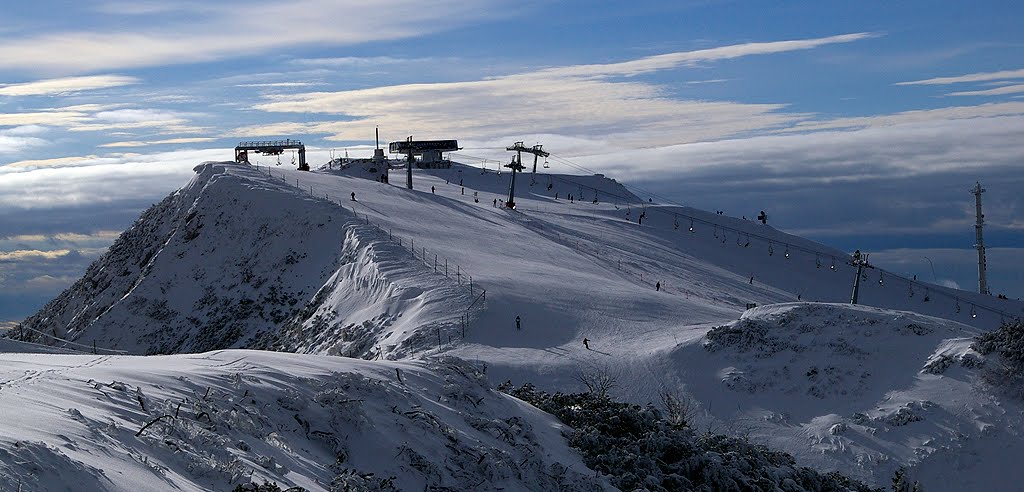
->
xmin=972 ymin=182 xmax=990 ymax=295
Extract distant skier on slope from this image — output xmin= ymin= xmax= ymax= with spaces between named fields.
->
xmin=583 ymin=337 xmax=590 ymax=350
xmin=351 ymin=192 xmax=356 ymax=201
xmin=515 ymin=316 xmax=521 ymax=331
xmin=656 ymin=281 xmax=660 ymax=292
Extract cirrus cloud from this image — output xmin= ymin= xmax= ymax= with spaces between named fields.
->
xmin=247 ymin=34 xmax=874 ymax=148
xmin=0 ymin=75 xmax=138 ymax=96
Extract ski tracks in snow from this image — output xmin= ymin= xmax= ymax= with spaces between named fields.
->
xmin=0 ymin=355 xmax=111 ymax=393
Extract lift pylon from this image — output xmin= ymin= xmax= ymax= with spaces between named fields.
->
xmin=504 ymin=142 xmax=530 ymax=209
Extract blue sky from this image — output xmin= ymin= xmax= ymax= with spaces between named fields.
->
xmin=1 ymin=0 xmax=1023 ymax=325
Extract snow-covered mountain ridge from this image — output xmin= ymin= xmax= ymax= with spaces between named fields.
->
xmin=15 ymin=163 xmax=473 ymax=358
xmin=8 ymin=160 xmax=1024 ymax=490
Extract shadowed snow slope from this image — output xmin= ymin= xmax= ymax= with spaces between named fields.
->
xmin=9 ymin=161 xmax=1024 ymax=489
xmin=0 ymin=349 xmax=610 ymax=491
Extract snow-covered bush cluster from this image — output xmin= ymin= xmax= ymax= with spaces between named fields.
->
xmin=973 ymin=319 xmax=1024 ymax=397
xmin=499 ymin=382 xmax=879 ymax=491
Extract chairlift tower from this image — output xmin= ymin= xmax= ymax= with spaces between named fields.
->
xmin=530 ymin=143 xmax=549 ymax=175
xmin=972 ymin=182 xmax=990 ymax=295
xmin=388 ymin=137 xmax=460 ymax=190
xmin=504 ymin=142 xmax=530 ymax=208
xmin=405 ymin=136 xmax=414 ymax=189
xmin=849 ymin=252 xmax=870 ymax=305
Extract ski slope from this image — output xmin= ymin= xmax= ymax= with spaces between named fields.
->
xmin=8 ymin=160 xmax=1024 ymax=489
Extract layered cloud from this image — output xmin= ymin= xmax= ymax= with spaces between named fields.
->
xmin=0 ymin=0 xmax=511 ymax=74
xmin=0 ymin=148 xmax=221 ymax=211
xmin=98 ymin=137 xmax=216 ymax=148
xmin=0 ymin=106 xmax=204 ymax=137
xmin=0 ymin=249 xmax=71 ymax=261
xmin=0 ymin=127 xmax=48 ymax=154
xmin=896 ymin=68 xmax=1024 ymax=98
xmin=247 ymin=33 xmax=873 ymax=147
xmin=0 ymin=75 xmax=138 ymax=96
xmin=947 ymin=84 xmax=1024 ymax=97
xmin=896 ymin=68 xmax=1024 ymax=86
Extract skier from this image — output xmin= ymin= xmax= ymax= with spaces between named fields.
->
xmin=431 ymin=186 xmax=435 ymax=194
xmin=515 ymin=316 xmax=521 ymax=331
xmin=461 ymin=187 xmax=465 ymax=195
xmin=656 ymin=281 xmax=660 ymax=292
xmin=749 ymin=276 xmax=754 ymax=284
xmin=493 ymin=198 xmax=497 ymax=207
xmin=351 ymin=192 xmax=356 ymax=201
xmin=474 ymin=191 xmax=479 ymax=203
xmin=583 ymin=337 xmax=590 ymax=350
xmin=757 ymin=210 xmax=767 ymax=225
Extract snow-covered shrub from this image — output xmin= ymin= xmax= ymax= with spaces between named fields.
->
xmin=499 ymin=382 xmax=879 ymax=492
xmin=973 ymin=319 xmax=1024 ymax=397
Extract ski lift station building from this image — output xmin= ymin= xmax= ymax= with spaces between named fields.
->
xmin=235 ymin=139 xmax=308 ymax=171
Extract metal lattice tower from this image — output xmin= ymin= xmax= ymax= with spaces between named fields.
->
xmin=972 ymin=181 xmax=990 ymax=295
xmin=505 ymin=142 xmax=547 ymax=209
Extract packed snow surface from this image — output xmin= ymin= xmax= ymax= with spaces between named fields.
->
xmin=8 ymin=160 xmax=1024 ymax=490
